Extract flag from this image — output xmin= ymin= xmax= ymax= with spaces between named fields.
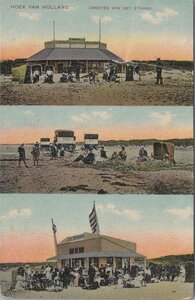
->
xmin=52 ymin=219 xmax=57 ymax=234
xmin=89 ymin=202 xmax=100 ymax=234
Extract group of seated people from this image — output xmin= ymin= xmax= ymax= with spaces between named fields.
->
xmin=32 ymin=68 xmax=54 ymax=84
xmin=31 ymin=64 xmax=121 ymax=85
xmin=102 ymin=66 xmax=120 ymax=82
xmin=71 ymin=145 xmax=128 ymax=165
xmin=49 ymin=144 xmax=149 ymax=165
xmin=14 ymin=262 xmax=182 ymax=292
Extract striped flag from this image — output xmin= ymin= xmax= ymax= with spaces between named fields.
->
xmin=89 ymin=202 xmax=100 ymax=234
xmin=51 ymin=218 xmax=57 ymax=234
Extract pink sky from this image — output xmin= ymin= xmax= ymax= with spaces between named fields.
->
xmin=0 ymin=35 xmax=193 ymax=61
xmin=0 ymin=230 xmax=193 ymax=263
xmin=0 ymin=125 xmax=193 ymax=144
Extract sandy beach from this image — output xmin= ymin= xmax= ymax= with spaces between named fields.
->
xmin=0 ymin=70 xmax=193 ymax=106
xmin=0 ymin=145 xmax=193 ymax=194
xmin=0 ymin=269 xmax=193 ymax=300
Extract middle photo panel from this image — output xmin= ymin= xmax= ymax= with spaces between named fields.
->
xmin=0 ymin=106 xmax=193 ymax=195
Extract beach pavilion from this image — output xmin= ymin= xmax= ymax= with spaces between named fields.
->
xmin=26 ymin=37 xmax=125 ymax=73
xmin=47 ymin=232 xmax=146 ymax=270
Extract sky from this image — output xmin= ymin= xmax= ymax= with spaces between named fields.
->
xmin=0 ymin=0 xmax=193 ymax=60
xmin=0 ymin=194 xmax=193 ymax=262
xmin=0 ymin=106 xmax=193 ymax=144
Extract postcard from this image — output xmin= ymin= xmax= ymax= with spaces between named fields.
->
xmin=0 ymin=0 xmax=194 ymax=299
xmin=0 ymin=0 xmax=193 ymax=105
xmin=0 ymin=106 xmax=193 ymax=194
xmin=0 ymin=194 xmax=193 ymax=299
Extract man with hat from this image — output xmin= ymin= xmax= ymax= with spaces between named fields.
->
xmin=18 ymin=144 xmax=28 ymax=167
xmin=156 ymin=58 xmax=163 ymax=85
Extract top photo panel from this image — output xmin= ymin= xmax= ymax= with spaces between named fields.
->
xmin=0 ymin=0 xmax=193 ymax=106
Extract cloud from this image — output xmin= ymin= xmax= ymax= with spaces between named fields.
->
xmin=164 ymin=207 xmax=193 ymax=220
xmin=91 ymin=15 xmax=112 ymax=24
xmin=0 ymin=208 xmax=32 ymax=221
xmin=71 ymin=111 xmax=111 ymax=123
xmin=141 ymin=8 xmax=178 ymax=25
xmin=71 ymin=113 xmax=91 ymax=123
xmin=96 ymin=203 xmax=141 ymax=220
xmin=150 ymin=111 xmax=176 ymax=125
xmin=156 ymin=8 xmax=178 ymax=18
xmin=18 ymin=12 xmax=40 ymax=21
xmin=23 ymin=110 xmax=35 ymax=117
xmin=91 ymin=111 xmax=111 ymax=120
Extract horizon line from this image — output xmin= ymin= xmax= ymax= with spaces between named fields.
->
xmin=0 ymin=253 xmax=193 ymax=264
xmin=0 ymin=137 xmax=193 ymax=145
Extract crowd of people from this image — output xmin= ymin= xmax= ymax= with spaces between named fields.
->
xmin=14 ymin=262 xmax=183 ymax=292
xmin=30 ymin=58 xmax=163 ymax=85
xmin=17 ymin=143 xmax=149 ymax=167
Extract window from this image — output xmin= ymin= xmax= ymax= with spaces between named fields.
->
xmin=69 ymin=248 xmax=74 ymax=254
xmin=89 ymin=257 xmax=99 ymax=267
xmin=107 ymin=257 xmax=113 ymax=266
xmin=116 ymin=257 xmax=122 ymax=268
xmin=69 ymin=247 xmax=84 ymax=254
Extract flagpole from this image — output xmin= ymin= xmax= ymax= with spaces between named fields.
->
xmin=51 ymin=218 xmax=57 ymax=255
xmin=99 ymin=17 xmax=101 ymax=48
xmin=53 ymin=21 xmax=55 ymax=41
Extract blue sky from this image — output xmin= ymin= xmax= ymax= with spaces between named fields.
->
xmin=1 ymin=0 xmax=193 ymax=60
xmin=0 ymin=194 xmax=193 ymax=260
xmin=0 ymin=194 xmax=193 ymax=236
xmin=1 ymin=0 xmax=193 ymax=37
xmin=0 ymin=106 xmax=193 ymax=143
xmin=0 ymin=106 xmax=192 ymax=130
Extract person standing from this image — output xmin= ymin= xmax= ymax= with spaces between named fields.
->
xmin=75 ymin=65 xmax=80 ymax=82
xmin=133 ymin=64 xmax=141 ymax=81
xmin=18 ymin=144 xmax=28 ymax=167
xmin=31 ymin=142 xmax=40 ymax=166
xmin=156 ymin=58 xmax=163 ymax=84
xmin=88 ymin=264 xmax=96 ymax=286
xmin=51 ymin=144 xmax=58 ymax=160
xmin=32 ymin=68 xmax=40 ymax=83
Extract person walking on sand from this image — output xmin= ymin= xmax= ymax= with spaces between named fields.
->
xmin=156 ymin=58 xmax=163 ymax=85
xmin=18 ymin=144 xmax=28 ymax=167
xmin=31 ymin=142 xmax=40 ymax=166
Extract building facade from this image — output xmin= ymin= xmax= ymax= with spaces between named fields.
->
xmin=48 ymin=232 xmax=145 ymax=270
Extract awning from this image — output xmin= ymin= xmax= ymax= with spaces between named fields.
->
xmin=48 ymin=251 xmax=145 ymax=261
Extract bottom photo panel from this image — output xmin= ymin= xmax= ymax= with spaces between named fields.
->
xmin=0 ymin=194 xmax=194 ymax=300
